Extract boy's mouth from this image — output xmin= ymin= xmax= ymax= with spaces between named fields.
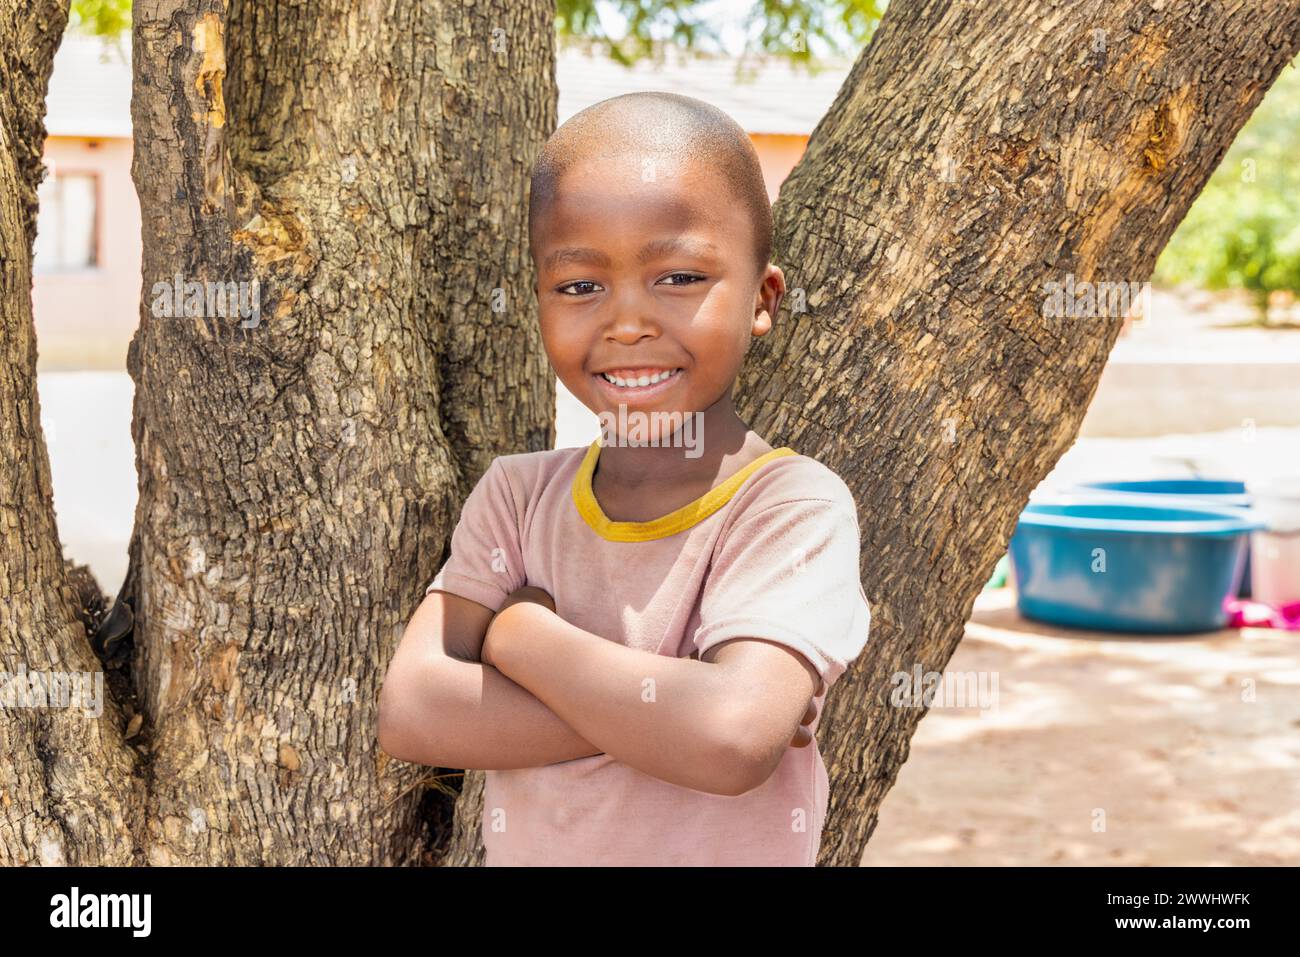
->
xmin=592 ymin=366 xmax=684 ymax=398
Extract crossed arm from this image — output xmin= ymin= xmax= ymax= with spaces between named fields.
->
xmin=377 ymin=586 xmax=824 ymax=796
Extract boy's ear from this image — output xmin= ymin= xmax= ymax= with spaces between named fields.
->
xmin=753 ymin=264 xmax=785 ymax=335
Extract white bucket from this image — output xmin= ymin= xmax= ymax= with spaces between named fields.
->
xmin=1248 ymin=478 xmax=1300 ymax=605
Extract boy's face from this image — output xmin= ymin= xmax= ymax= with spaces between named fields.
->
xmin=530 ymin=152 xmax=784 ymax=439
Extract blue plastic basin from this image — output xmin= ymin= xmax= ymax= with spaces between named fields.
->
xmin=1072 ymin=479 xmax=1256 ymax=597
xmin=1009 ymin=498 xmax=1264 ymax=633
xmin=1076 ymin=479 xmax=1251 ymax=507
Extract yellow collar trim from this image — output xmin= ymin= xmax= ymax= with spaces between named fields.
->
xmin=571 ymin=440 xmax=798 ymax=542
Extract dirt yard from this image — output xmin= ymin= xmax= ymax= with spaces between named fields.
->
xmin=860 ymin=587 xmax=1300 ymax=866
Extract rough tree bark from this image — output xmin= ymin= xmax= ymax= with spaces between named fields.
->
xmin=117 ymin=0 xmax=555 ymax=864
xmin=734 ymin=0 xmax=1300 ymax=864
xmin=0 ymin=0 xmax=144 ymax=865
xmin=2 ymin=0 xmax=1297 ymax=866
xmin=10 ymin=0 xmax=555 ymax=865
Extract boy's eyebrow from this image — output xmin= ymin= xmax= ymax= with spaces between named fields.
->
xmin=541 ymin=237 xmax=718 ymax=273
xmin=542 ymin=247 xmax=610 ymax=272
xmin=637 ymin=237 xmax=718 ymax=264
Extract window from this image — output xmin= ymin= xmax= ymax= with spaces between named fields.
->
xmin=34 ymin=170 xmax=99 ymax=271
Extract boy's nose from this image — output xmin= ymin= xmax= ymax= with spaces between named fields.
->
xmin=606 ymin=325 xmax=657 ymax=346
xmin=602 ymin=282 xmax=662 ymax=338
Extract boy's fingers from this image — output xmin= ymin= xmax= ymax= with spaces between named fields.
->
xmin=789 ymin=697 xmax=820 ymax=746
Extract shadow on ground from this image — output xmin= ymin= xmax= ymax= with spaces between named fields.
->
xmin=861 ymin=588 xmax=1300 ymax=866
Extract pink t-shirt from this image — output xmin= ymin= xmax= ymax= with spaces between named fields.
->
xmin=425 ymin=439 xmax=871 ymax=865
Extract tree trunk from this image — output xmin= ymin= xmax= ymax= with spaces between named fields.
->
xmin=0 ymin=0 xmax=145 ymax=865
xmin=119 ymin=0 xmax=554 ymax=864
xmin=734 ymin=0 xmax=1300 ymax=865
xmin=116 ymin=1 xmax=553 ymax=868
xmin=3 ymin=0 xmax=1297 ymax=867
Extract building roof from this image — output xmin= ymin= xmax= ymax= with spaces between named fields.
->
xmin=43 ymin=30 xmax=852 ymax=140
xmin=556 ymin=42 xmax=851 ymax=135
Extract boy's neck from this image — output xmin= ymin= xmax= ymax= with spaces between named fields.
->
xmin=592 ymin=392 xmax=773 ymax=489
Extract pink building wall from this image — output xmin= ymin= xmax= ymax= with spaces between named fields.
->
xmin=33 ymin=135 xmax=140 ymax=371
xmin=750 ymin=132 xmax=809 ymax=203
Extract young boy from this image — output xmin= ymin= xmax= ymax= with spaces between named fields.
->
xmin=378 ymin=91 xmax=871 ymax=866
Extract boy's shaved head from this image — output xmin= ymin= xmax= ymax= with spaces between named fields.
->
xmin=529 ymin=91 xmax=773 ymax=279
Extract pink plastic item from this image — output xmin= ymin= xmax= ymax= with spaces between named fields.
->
xmin=1224 ymin=597 xmax=1300 ymax=630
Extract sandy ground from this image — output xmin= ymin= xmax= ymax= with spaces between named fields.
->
xmin=859 ymin=393 xmax=1300 ymax=866
xmin=860 ymin=587 xmax=1300 ymax=866
xmin=1112 ymin=286 xmax=1300 ymax=363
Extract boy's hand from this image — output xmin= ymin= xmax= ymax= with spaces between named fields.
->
xmin=789 ymin=695 xmax=819 ymax=748
xmin=481 ymin=585 xmax=556 ymax=668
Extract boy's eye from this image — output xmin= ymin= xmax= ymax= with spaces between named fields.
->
xmin=557 ymin=280 xmax=602 ymax=296
xmin=659 ymin=272 xmax=705 ymax=286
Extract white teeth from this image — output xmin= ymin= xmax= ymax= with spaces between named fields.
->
xmin=600 ymin=369 xmax=680 ymax=388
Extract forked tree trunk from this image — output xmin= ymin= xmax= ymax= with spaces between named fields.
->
xmin=2 ymin=0 xmax=1298 ymax=866
xmin=120 ymin=0 xmax=555 ymax=864
xmin=734 ymin=0 xmax=1300 ymax=864
xmin=0 ymin=0 xmax=144 ymax=865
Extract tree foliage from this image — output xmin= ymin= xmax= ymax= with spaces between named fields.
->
xmin=69 ymin=0 xmax=130 ymax=37
xmin=1155 ymin=56 xmax=1300 ymax=321
xmin=555 ymin=0 xmax=883 ymax=64
xmin=69 ymin=0 xmax=886 ymax=56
